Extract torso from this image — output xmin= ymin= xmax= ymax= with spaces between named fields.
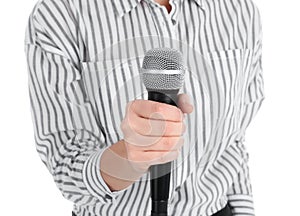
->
xmin=28 ymin=0 xmax=262 ymax=215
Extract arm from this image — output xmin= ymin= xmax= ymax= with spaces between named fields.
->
xmin=25 ymin=4 xmax=129 ymax=205
xmin=227 ymin=3 xmax=265 ymax=215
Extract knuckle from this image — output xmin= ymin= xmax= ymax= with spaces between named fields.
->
xmin=177 ymin=109 xmax=183 ymax=120
xmin=154 ymin=102 xmax=162 ymax=112
xmin=128 ymin=118 xmax=136 ymax=132
xmin=160 ymin=153 xmax=166 ymax=163
xmin=174 ymin=137 xmax=184 ymax=150
xmin=121 ymin=118 xmax=134 ymax=132
xmin=173 ymin=138 xmax=181 ymax=150
xmin=128 ymin=100 xmax=140 ymax=114
xmin=126 ymin=115 xmax=138 ymax=132
xmin=125 ymin=101 xmax=133 ymax=112
xmin=172 ymin=139 xmax=179 ymax=150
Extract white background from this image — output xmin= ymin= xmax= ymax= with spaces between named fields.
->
xmin=0 ymin=0 xmax=299 ymax=215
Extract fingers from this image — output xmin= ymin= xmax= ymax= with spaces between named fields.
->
xmin=144 ymin=137 xmax=184 ymax=152
xmin=125 ymin=136 xmax=184 ymax=151
xmin=147 ymin=150 xmax=180 ymax=166
xmin=177 ymin=93 xmax=194 ymax=114
xmin=126 ymin=146 xmax=182 ymax=168
xmin=126 ymin=150 xmax=181 ymax=173
xmin=128 ymin=99 xmax=183 ymax=122
xmin=122 ymin=113 xmax=185 ymax=137
xmin=121 ymin=95 xmax=192 ymax=170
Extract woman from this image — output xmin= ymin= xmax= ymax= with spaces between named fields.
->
xmin=24 ymin=0 xmax=264 ymax=215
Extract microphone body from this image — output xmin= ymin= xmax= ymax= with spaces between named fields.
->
xmin=148 ymin=91 xmax=178 ymax=216
xmin=140 ymin=48 xmax=186 ymax=216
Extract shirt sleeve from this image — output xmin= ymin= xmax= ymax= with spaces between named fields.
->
xmin=24 ymin=1 xmax=128 ymax=207
xmin=226 ymin=3 xmax=265 ymax=215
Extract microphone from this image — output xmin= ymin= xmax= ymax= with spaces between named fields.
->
xmin=140 ymin=48 xmax=186 ymax=216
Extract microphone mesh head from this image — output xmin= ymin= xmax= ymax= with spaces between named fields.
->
xmin=141 ymin=48 xmax=185 ymax=90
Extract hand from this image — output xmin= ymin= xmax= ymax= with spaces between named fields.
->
xmin=121 ymin=93 xmax=194 ymax=173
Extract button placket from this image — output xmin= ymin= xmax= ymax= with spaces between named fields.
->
xmin=161 ymin=11 xmax=179 ymax=40
xmin=164 ymin=0 xmax=180 ymax=39
xmin=145 ymin=0 xmax=179 ymax=39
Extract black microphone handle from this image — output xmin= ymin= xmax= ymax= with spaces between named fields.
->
xmin=148 ymin=90 xmax=179 ymax=216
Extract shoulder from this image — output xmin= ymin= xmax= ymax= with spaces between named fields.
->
xmin=25 ymin=0 xmax=81 ymax=60
xmin=213 ymin=0 xmax=261 ymax=21
xmin=27 ymin=0 xmax=78 ymax=27
xmin=211 ymin=0 xmax=262 ymax=48
xmin=232 ymin=0 xmax=261 ymax=24
xmin=207 ymin=0 xmax=262 ymax=30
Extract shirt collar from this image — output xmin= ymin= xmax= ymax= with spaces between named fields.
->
xmin=112 ymin=0 xmax=205 ymax=17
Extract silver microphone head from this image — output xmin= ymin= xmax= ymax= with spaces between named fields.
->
xmin=141 ymin=48 xmax=185 ymax=91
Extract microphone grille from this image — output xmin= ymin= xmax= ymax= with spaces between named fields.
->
xmin=141 ymin=48 xmax=185 ymax=90
xmin=142 ymin=47 xmax=185 ymax=70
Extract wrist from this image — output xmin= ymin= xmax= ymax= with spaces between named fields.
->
xmin=100 ymin=140 xmax=147 ymax=186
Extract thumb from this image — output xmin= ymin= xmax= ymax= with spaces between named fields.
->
xmin=177 ymin=93 xmax=194 ymax=114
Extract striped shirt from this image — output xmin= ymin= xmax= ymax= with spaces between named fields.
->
xmin=24 ymin=0 xmax=265 ymax=215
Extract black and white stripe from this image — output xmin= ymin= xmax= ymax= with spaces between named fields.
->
xmin=24 ymin=0 xmax=265 ymax=215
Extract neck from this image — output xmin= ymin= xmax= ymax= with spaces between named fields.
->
xmin=154 ymin=0 xmax=172 ymax=13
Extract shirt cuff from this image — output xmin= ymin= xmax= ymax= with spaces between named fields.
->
xmin=227 ymin=194 xmax=255 ymax=215
xmin=82 ymin=146 xmax=131 ymax=203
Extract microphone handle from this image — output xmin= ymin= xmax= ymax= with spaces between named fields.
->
xmin=148 ymin=91 xmax=178 ymax=216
